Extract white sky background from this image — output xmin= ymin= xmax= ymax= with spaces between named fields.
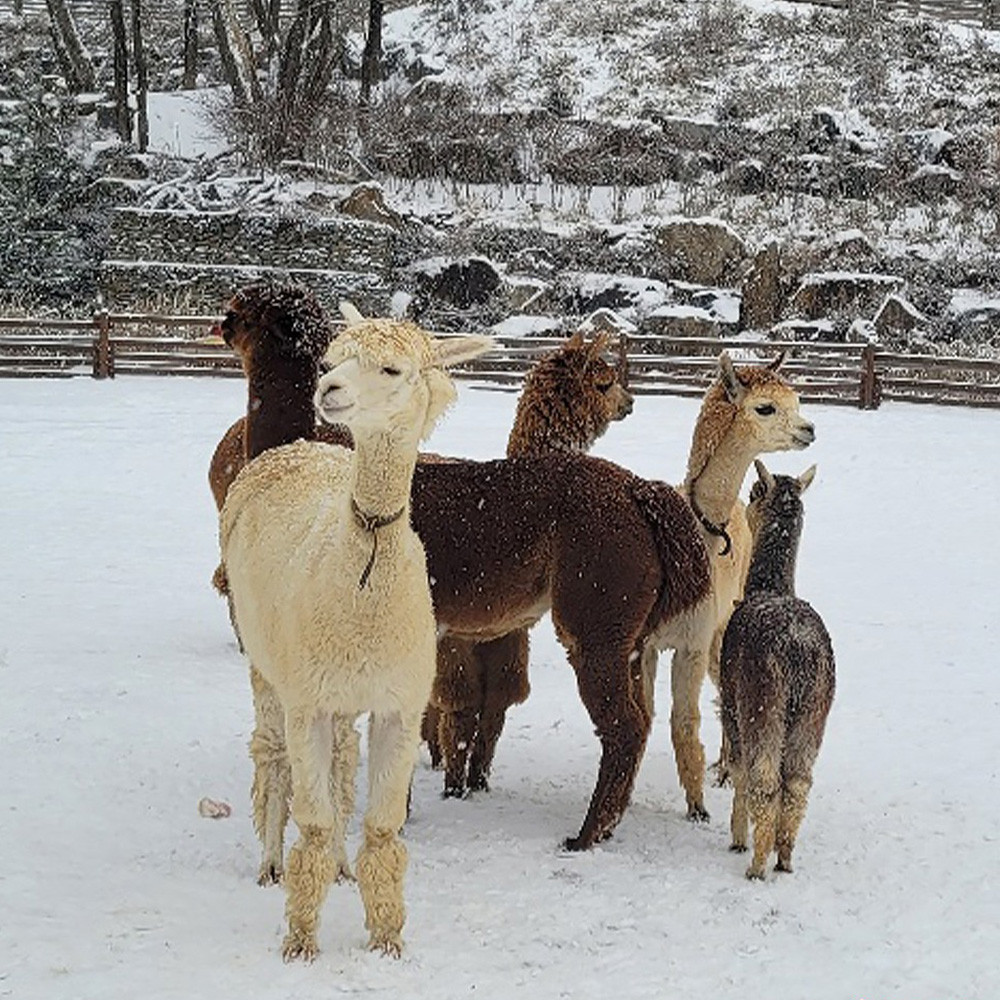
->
xmin=1 ymin=376 xmax=998 ymax=999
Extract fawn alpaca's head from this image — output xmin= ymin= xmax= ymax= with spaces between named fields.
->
xmin=314 ymin=302 xmax=493 ymax=442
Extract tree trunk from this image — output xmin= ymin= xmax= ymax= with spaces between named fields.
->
xmin=209 ymin=0 xmax=262 ymax=105
xmin=46 ymin=0 xmax=97 ymax=93
xmin=986 ymin=0 xmax=999 ymax=31
xmin=109 ymin=0 xmax=131 ymax=142
xmin=359 ymin=0 xmax=384 ymax=108
xmin=183 ymin=0 xmax=199 ymax=89
xmin=131 ymin=0 xmax=149 ymax=152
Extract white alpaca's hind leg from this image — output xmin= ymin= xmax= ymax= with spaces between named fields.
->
xmin=356 ymin=709 xmax=420 ymax=957
xmin=249 ymin=666 xmax=291 ymax=885
xmin=282 ymin=706 xmax=339 ymax=962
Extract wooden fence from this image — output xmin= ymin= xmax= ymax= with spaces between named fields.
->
xmin=3 ymin=311 xmax=1000 ymax=409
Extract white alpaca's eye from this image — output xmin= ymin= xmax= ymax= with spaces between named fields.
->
xmin=382 ymin=366 xmax=402 ymax=376
xmin=755 ymin=403 xmax=776 ymax=416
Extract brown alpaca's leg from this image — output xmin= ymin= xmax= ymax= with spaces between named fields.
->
xmin=357 ymin=711 xmax=418 ymax=957
xmin=669 ymin=647 xmax=710 ymax=821
xmin=421 ymin=705 xmax=443 ymax=769
xmin=467 ymin=630 xmax=530 ymax=793
xmin=440 ymin=707 xmax=478 ymax=797
xmin=433 ymin=638 xmax=483 ymax=797
xmin=249 ymin=667 xmax=291 ymax=886
xmin=282 ymin=708 xmax=338 ymax=961
xmin=563 ymin=644 xmax=652 ymax=851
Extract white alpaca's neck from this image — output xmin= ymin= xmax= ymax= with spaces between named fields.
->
xmin=349 ymin=426 xmax=420 ymax=520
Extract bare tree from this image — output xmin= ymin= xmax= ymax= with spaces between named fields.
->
xmin=359 ymin=0 xmax=384 ymax=108
xmin=131 ymin=0 xmax=149 ymax=151
xmin=46 ymin=0 xmax=97 ymax=93
xmin=183 ymin=0 xmax=199 ymax=89
xmin=109 ymin=0 xmax=130 ymax=141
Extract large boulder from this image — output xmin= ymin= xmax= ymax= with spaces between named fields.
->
xmin=789 ymin=272 xmax=906 ymax=320
xmin=651 ymin=216 xmax=747 ymax=285
xmin=739 ymin=241 xmax=783 ymax=331
xmin=409 ymin=255 xmax=503 ymax=309
xmin=338 ymin=183 xmax=406 ymax=231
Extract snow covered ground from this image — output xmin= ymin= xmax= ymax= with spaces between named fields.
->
xmin=2 ymin=375 xmax=998 ymax=999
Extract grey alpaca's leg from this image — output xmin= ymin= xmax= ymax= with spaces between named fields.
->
xmin=745 ymin=754 xmax=781 ymax=880
xmin=249 ymin=666 xmax=291 ymax=886
xmin=670 ymin=646 xmax=710 ymax=821
xmin=776 ymin=772 xmax=813 ymax=873
xmin=282 ymin=707 xmax=338 ymax=962
xmin=729 ymin=763 xmax=749 ymax=853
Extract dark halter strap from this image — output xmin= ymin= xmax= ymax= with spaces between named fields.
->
xmin=351 ymin=497 xmax=406 ymax=590
xmin=690 ymin=499 xmax=732 ymax=557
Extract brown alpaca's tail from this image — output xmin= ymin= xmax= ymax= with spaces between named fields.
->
xmin=630 ymin=478 xmax=711 ymax=624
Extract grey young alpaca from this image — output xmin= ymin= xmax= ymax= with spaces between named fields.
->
xmin=720 ymin=459 xmax=835 ymax=880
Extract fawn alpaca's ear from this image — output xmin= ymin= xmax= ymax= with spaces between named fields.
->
xmin=588 ymin=331 xmax=611 ymax=358
xmin=753 ymin=458 xmax=775 ymax=492
xmin=768 ymin=351 xmax=787 ymax=372
xmin=798 ymin=464 xmax=817 ymax=492
xmin=719 ymin=351 xmax=745 ymax=403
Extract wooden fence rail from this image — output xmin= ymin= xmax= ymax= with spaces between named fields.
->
xmin=2 ymin=312 xmax=1000 ymax=409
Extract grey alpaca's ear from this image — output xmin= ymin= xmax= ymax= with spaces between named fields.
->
xmin=719 ymin=351 xmax=745 ymax=403
xmin=798 ymin=464 xmax=817 ymax=492
xmin=432 ymin=334 xmax=494 ymax=369
xmin=753 ymin=458 xmax=775 ymax=492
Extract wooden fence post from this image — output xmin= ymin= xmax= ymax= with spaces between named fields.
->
xmin=858 ymin=343 xmax=879 ymax=409
xmin=617 ymin=330 xmax=630 ymax=389
xmin=93 ymin=309 xmax=113 ymax=379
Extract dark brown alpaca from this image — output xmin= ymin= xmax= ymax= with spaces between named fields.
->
xmin=212 ymin=290 xmax=711 ymax=855
xmin=720 ymin=460 xmax=835 ymax=879
xmin=423 ymin=330 xmax=635 ymax=796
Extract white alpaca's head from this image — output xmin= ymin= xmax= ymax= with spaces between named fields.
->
xmin=314 ymin=302 xmax=493 ymax=441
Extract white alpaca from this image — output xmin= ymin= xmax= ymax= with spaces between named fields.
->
xmin=218 ymin=285 xmax=491 ymax=960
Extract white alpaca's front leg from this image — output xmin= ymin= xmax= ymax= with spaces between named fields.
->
xmin=282 ymin=706 xmax=338 ymax=962
xmin=356 ymin=709 xmax=421 ymax=957
xmin=329 ymin=713 xmax=360 ymax=882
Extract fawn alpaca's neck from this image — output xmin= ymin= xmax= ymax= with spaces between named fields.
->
xmin=685 ymin=430 xmax=756 ymax=532
xmin=244 ymin=354 xmax=317 ymax=460
xmin=744 ymin=519 xmax=801 ymax=597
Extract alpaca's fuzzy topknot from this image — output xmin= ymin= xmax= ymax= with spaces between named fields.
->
xmin=225 ymin=283 xmax=333 ymax=360
xmin=324 ymin=318 xmax=435 ymax=370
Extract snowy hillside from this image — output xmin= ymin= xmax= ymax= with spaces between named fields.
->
xmin=2 ymin=376 xmax=999 ymax=999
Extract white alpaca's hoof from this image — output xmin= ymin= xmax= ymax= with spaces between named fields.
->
xmin=282 ymin=932 xmax=319 ymax=963
xmin=257 ymin=860 xmax=284 ymax=886
xmin=368 ymin=931 xmax=403 ymax=958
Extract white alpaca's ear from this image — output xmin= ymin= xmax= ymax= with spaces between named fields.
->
xmin=422 ymin=368 xmax=459 ymax=438
xmin=754 ymin=458 xmax=775 ymax=492
xmin=798 ymin=464 xmax=817 ymax=492
xmin=339 ymin=301 xmax=366 ymax=327
xmin=432 ymin=334 xmax=494 ymax=369
xmin=719 ymin=351 xmax=745 ymax=403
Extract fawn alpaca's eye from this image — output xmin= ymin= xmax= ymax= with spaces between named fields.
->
xmin=382 ymin=366 xmax=402 ymax=376
xmin=755 ymin=403 xmax=776 ymax=416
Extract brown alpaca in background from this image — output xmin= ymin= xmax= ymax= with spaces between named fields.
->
xmin=720 ymin=460 xmax=834 ymax=880
xmin=423 ymin=330 xmax=635 ymax=796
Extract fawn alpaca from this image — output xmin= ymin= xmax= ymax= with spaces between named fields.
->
xmin=720 ymin=460 xmax=835 ymax=880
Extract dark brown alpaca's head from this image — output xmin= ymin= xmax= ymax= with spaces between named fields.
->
xmin=217 ymin=283 xmax=333 ymax=374
xmin=507 ymin=331 xmax=634 ymax=457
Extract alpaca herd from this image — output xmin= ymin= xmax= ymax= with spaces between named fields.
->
xmin=207 ymin=281 xmax=836 ymax=961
